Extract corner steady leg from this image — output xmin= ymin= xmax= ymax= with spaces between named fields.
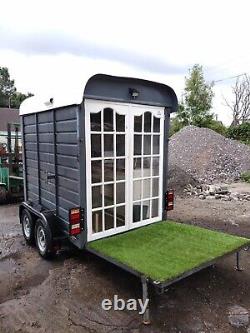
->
xmin=141 ymin=276 xmax=151 ymax=325
xmin=235 ymin=251 xmax=243 ymax=271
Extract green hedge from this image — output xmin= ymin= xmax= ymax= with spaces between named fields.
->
xmin=206 ymin=119 xmax=227 ymax=136
xmin=169 ymin=118 xmax=227 ymax=137
xmin=227 ymin=123 xmax=250 ymax=145
xmin=240 ymin=171 xmax=250 ymax=183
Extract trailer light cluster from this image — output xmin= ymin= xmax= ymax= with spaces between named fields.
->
xmin=69 ymin=207 xmax=83 ymax=236
xmin=166 ymin=190 xmax=174 ymax=211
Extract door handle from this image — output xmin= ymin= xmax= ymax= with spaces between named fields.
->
xmin=45 ymin=171 xmax=56 ymax=184
xmin=47 ymin=174 xmax=56 ymax=180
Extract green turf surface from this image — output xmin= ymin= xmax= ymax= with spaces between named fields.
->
xmin=88 ymin=221 xmax=250 ymax=282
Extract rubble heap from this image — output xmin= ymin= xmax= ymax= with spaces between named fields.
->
xmin=184 ymin=184 xmax=250 ymax=201
xmin=169 ymin=126 xmax=250 ymax=185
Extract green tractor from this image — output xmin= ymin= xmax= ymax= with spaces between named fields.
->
xmin=0 ymin=123 xmax=23 ymax=203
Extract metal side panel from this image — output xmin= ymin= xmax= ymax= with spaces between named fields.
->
xmin=21 ymin=116 xmax=27 ymax=201
xmin=54 ymin=106 xmax=80 ymax=236
xmin=36 ymin=111 xmax=54 ymax=208
xmin=22 ymin=106 xmax=81 ymax=236
xmin=23 ymin=114 xmax=39 ymax=203
xmin=66 ymin=104 xmax=87 ymax=249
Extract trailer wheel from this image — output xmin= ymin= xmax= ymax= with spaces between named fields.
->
xmin=35 ymin=219 xmax=53 ymax=259
xmin=0 ymin=186 xmax=7 ymax=204
xmin=21 ymin=209 xmax=35 ymax=244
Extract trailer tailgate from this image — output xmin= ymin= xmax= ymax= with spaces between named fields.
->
xmin=87 ymin=221 xmax=250 ymax=284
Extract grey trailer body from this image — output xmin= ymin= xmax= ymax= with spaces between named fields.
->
xmin=19 ymin=74 xmax=177 ymax=253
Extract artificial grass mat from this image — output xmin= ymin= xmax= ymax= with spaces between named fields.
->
xmin=88 ymin=221 xmax=250 ymax=282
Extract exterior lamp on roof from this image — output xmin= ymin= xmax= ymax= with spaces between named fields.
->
xmin=129 ymin=88 xmax=139 ymax=99
xmin=44 ymin=98 xmax=54 ymax=107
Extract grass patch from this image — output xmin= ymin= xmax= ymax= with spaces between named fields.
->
xmin=240 ymin=171 xmax=250 ymax=183
xmin=88 ymin=221 xmax=249 ymax=282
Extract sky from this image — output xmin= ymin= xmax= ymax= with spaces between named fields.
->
xmin=1 ymin=0 xmax=250 ymax=125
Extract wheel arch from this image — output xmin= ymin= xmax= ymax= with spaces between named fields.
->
xmin=19 ymin=203 xmax=37 ymax=224
xmin=19 ymin=203 xmax=57 ymax=233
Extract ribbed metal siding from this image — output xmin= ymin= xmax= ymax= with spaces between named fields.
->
xmin=23 ymin=106 xmax=80 ymax=230
xmin=55 ymin=107 xmax=80 ymax=223
xmin=23 ymin=114 xmax=39 ymax=203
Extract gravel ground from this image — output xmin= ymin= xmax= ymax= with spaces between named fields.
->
xmin=169 ymin=126 xmax=250 ymax=185
xmin=0 ymin=200 xmax=250 ymax=333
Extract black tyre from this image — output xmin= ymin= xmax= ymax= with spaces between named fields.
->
xmin=0 ymin=186 xmax=7 ymax=204
xmin=21 ymin=209 xmax=35 ymax=245
xmin=35 ymin=218 xmax=53 ymax=259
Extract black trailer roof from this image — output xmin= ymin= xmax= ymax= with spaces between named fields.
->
xmin=84 ymin=74 xmax=178 ymax=111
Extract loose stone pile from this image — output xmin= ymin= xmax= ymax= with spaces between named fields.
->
xmin=169 ymin=126 xmax=250 ymax=185
xmin=184 ymin=184 xmax=250 ymax=201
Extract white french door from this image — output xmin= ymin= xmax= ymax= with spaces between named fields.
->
xmin=128 ymin=103 xmax=164 ymax=231
xmin=85 ymin=99 xmax=164 ymax=241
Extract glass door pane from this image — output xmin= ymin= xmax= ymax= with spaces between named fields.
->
xmin=132 ymin=109 xmax=162 ymax=226
xmin=89 ymin=103 xmax=127 ymax=239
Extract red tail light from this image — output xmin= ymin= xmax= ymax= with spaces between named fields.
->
xmin=166 ymin=190 xmax=174 ymax=211
xmin=69 ymin=207 xmax=83 ymax=236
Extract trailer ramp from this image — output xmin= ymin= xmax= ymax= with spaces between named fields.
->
xmin=87 ymin=221 xmax=250 ymax=323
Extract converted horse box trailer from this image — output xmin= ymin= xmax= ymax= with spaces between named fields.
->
xmin=19 ymin=73 xmax=177 ymax=257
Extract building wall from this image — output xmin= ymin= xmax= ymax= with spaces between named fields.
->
xmin=0 ymin=108 xmax=19 ymax=131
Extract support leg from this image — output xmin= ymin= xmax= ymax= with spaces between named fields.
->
xmin=141 ymin=276 xmax=150 ymax=325
xmin=235 ymin=251 xmax=243 ymax=271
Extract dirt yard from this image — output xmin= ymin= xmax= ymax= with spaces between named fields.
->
xmin=0 ymin=192 xmax=250 ymax=333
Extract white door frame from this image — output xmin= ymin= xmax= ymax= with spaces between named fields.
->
xmin=127 ymin=103 xmax=164 ymax=230
xmin=85 ymin=99 xmax=164 ymax=241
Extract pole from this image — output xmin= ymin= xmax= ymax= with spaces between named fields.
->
xmin=141 ymin=276 xmax=150 ymax=325
xmin=235 ymin=251 xmax=243 ymax=271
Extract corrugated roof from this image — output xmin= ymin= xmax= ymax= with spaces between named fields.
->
xmin=0 ymin=108 xmax=20 ymax=131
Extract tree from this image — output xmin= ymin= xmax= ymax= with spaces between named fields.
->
xmin=182 ymin=64 xmax=214 ymax=127
xmin=176 ymin=101 xmax=189 ymax=126
xmin=225 ymin=74 xmax=250 ymax=125
xmin=170 ymin=64 xmax=215 ymax=136
xmin=11 ymin=92 xmax=34 ymax=108
xmin=169 ymin=116 xmax=184 ymax=137
xmin=0 ymin=66 xmax=33 ymax=108
xmin=0 ymin=67 xmax=16 ymax=107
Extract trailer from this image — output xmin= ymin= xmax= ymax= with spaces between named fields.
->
xmin=19 ymin=73 xmax=250 ymax=323
xmin=19 ymin=73 xmax=177 ymax=252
